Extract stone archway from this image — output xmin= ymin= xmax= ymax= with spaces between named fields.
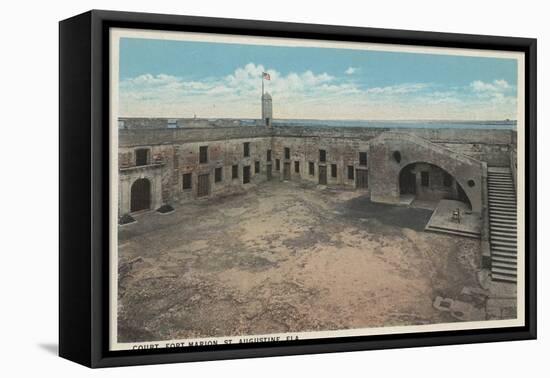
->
xmin=368 ymin=132 xmax=483 ymax=213
xmin=130 ymin=178 xmax=151 ymax=212
xmin=398 ymin=162 xmax=472 ymax=210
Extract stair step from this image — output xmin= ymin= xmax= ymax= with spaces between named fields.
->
xmin=489 ymin=199 xmax=516 ymax=203
xmin=490 ymin=215 xmax=517 ymax=221
xmin=488 ymin=188 xmax=516 ymax=192
xmin=491 ymin=229 xmax=517 ymax=236
xmin=492 ymin=255 xmax=517 ymax=263
xmin=489 ymin=191 xmax=515 ymax=195
xmin=490 ymin=207 xmax=517 ymax=212
xmin=489 ymin=195 xmax=516 ymax=200
xmin=492 ymin=239 xmax=517 ymax=248
xmin=489 ymin=210 xmax=517 ymax=221
xmin=491 ymin=245 xmax=518 ymax=255
xmin=491 ymin=245 xmax=518 ymax=252
xmin=488 ymin=182 xmax=514 ymax=187
xmin=489 ymin=205 xmax=517 ymax=217
xmin=489 ymin=213 xmax=518 ymax=219
xmin=492 ymin=253 xmax=518 ymax=260
xmin=491 ymin=273 xmax=517 ymax=283
xmin=492 ymin=243 xmax=517 ymax=251
xmin=489 ymin=188 xmax=515 ymax=193
xmin=489 ymin=194 xmax=516 ymax=199
xmin=491 ymin=231 xmax=517 ymax=239
xmin=491 ymin=220 xmax=517 ymax=227
xmin=489 ymin=203 xmax=517 ymax=209
xmin=489 ymin=197 xmax=516 ymax=203
xmin=490 ymin=203 xmax=516 ymax=208
xmin=491 ymin=231 xmax=517 ymax=238
xmin=491 ymin=252 xmax=517 ymax=260
xmin=492 ymin=261 xmax=517 ymax=270
xmin=490 ymin=221 xmax=517 ymax=228
xmin=489 ymin=190 xmax=516 ymax=195
xmin=491 ymin=267 xmax=517 ymax=276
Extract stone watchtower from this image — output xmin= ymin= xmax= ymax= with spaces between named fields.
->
xmin=262 ymin=92 xmax=273 ymax=127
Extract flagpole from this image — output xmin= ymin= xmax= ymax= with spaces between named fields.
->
xmin=262 ymin=75 xmax=264 ymax=97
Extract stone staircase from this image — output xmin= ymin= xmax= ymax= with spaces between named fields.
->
xmin=488 ymin=167 xmax=517 ymax=283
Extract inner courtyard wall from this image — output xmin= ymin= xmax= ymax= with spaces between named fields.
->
xmin=270 ymin=136 xmax=369 ymax=188
xmin=117 ymin=120 xmax=516 ymax=215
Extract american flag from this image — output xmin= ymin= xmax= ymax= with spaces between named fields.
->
xmin=262 ymin=72 xmax=271 ymax=80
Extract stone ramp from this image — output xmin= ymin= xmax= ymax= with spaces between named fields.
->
xmin=488 ymin=167 xmax=517 ymax=283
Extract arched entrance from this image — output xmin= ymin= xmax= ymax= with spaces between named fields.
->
xmin=399 ymin=165 xmax=416 ymax=195
xmin=130 ymin=178 xmax=151 ymax=212
xmin=398 ymin=162 xmax=472 ymax=210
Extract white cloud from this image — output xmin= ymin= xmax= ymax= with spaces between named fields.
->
xmin=345 ymin=67 xmax=356 ymax=75
xmin=469 ymin=79 xmax=516 ymax=108
xmin=470 ymin=79 xmax=511 ymax=93
xmin=120 ymin=63 xmax=351 ymax=107
xmin=118 ymin=65 xmax=517 ymax=120
xmin=365 ymin=83 xmax=429 ymax=96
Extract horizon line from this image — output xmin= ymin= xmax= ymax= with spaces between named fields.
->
xmin=118 ymin=116 xmax=517 ymax=123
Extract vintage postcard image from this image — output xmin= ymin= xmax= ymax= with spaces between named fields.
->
xmin=109 ymin=29 xmax=525 ymax=351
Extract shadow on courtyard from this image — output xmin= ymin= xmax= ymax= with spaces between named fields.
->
xmin=337 ymin=194 xmax=433 ymax=232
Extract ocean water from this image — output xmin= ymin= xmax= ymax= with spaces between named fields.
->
xmin=270 ymin=119 xmax=517 ymax=130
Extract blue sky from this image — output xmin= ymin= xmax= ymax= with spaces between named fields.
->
xmin=119 ymin=37 xmax=518 ymax=120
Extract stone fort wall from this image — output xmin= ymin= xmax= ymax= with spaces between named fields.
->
xmin=118 ymin=121 xmax=515 ymax=215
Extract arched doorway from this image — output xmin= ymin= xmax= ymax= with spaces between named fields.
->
xmin=399 ymin=165 xmax=416 ymax=195
xmin=398 ymin=162 xmax=472 ymax=210
xmin=131 ymin=178 xmax=151 ymax=212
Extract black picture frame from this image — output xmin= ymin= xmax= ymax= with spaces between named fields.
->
xmin=59 ymin=9 xmax=537 ymax=368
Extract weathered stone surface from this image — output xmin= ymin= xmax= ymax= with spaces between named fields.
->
xmin=117 ymin=119 xmax=514 ymax=221
xmin=369 ymin=132 xmax=484 ymax=213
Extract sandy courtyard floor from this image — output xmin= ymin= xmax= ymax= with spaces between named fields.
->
xmin=117 ymin=181 xmax=492 ymax=343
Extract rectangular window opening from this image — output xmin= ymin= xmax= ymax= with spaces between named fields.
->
xmin=319 ymin=149 xmax=326 ymax=163
xmin=182 ymin=173 xmax=192 ymax=190
xmin=215 ymin=167 xmax=223 ymax=183
xmin=421 ymin=171 xmax=430 ymax=187
xmin=135 ymin=148 xmax=149 ymax=166
xmin=348 ymin=166 xmax=354 ymax=180
xmin=243 ymin=166 xmax=251 ymax=184
xmin=331 ymin=164 xmax=337 ymax=178
xmin=359 ymin=152 xmax=367 ymax=166
xmin=199 ymin=146 xmax=208 ymax=164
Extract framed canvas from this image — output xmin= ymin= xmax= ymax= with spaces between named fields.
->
xmin=59 ymin=10 xmax=537 ymax=368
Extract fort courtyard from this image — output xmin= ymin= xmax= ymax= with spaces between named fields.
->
xmin=116 ymin=180 xmax=514 ymax=343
